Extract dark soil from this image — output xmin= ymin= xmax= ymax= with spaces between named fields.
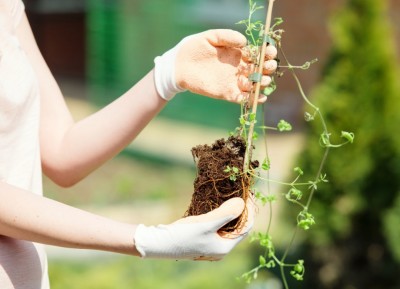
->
xmin=184 ymin=135 xmax=257 ymax=232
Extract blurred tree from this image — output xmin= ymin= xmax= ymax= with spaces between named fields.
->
xmin=291 ymin=0 xmax=400 ymax=288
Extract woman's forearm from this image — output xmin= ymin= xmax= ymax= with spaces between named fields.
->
xmin=42 ymin=70 xmax=166 ymax=186
xmin=0 ymin=181 xmax=140 ymax=256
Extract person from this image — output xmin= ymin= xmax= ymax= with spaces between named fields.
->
xmin=0 ymin=0 xmax=278 ymax=288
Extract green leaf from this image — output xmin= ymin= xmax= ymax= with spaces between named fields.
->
xmin=253 ymin=270 xmax=258 ymax=280
xmin=240 ymin=271 xmax=252 ymax=284
xmin=255 ymin=191 xmax=267 ymax=205
xmin=319 ymin=173 xmax=329 ymax=183
xmin=249 ymin=112 xmax=257 ymax=122
xmin=265 ymin=194 xmax=276 ymax=203
xmin=308 ymin=181 xmax=317 ymax=190
xmin=304 ymin=111 xmax=314 ymax=122
xmin=262 ymin=158 xmax=271 ymax=170
xmin=294 ymin=166 xmax=304 ymax=175
xmin=289 ymin=188 xmax=303 ymax=200
xmin=262 ymin=80 xmax=277 ymax=96
xmin=273 ymin=17 xmax=284 ymax=27
xmin=341 ymin=131 xmax=355 ymax=143
xmin=290 ymin=259 xmax=305 ymax=281
xmin=277 ymin=119 xmax=292 ymax=132
xmin=252 ymin=131 xmax=259 ymax=140
xmin=297 ymin=211 xmax=316 ymax=230
xmin=236 ymin=20 xmax=247 ymax=25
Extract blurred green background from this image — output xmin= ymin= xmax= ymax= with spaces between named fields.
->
xmin=24 ymin=0 xmax=400 ymax=288
xmin=87 ymin=0 xmax=248 ymax=130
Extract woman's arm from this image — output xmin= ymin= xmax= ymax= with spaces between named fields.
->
xmin=0 ymin=181 xmax=140 ymax=255
xmin=0 ymin=181 xmax=249 ymax=260
xmin=17 ymin=13 xmax=166 ymax=187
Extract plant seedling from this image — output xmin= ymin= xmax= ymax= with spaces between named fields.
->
xmin=184 ymin=1 xmax=354 ymax=288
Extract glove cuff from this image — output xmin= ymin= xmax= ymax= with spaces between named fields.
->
xmin=133 ymin=224 xmax=150 ymax=258
xmin=153 ymin=41 xmax=187 ymax=101
xmin=134 ymin=224 xmax=175 ymax=259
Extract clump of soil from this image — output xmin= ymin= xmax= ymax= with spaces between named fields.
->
xmin=184 ymin=135 xmax=257 ymax=232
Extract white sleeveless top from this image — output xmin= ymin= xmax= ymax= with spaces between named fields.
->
xmin=0 ymin=0 xmax=50 ymax=288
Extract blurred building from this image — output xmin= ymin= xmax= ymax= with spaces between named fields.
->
xmin=24 ymin=0 xmax=86 ymax=78
xmin=24 ymin=0 xmax=400 ymax=129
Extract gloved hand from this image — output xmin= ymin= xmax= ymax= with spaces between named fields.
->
xmin=133 ymin=197 xmax=254 ymax=261
xmin=154 ymin=29 xmax=277 ymax=102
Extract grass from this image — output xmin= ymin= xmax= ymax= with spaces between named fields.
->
xmin=48 ymin=244 xmax=280 ymax=289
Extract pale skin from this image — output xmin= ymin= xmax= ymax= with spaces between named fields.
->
xmin=0 ymin=12 xmax=277 ymax=257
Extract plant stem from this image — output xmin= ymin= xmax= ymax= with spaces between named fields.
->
xmin=306 ymin=146 xmax=330 ymax=209
xmin=280 ymin=227 xmax=299 ymax=289
xmin=244 ymin=0 xmax=276 ymax=170
xmin=279 ymin=48 xmax=331 ymax=210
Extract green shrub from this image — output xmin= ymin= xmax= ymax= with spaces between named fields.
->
xmin=292 ymin=0 xmax=400 ymax=288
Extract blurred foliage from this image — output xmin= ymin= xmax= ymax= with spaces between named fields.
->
xmin=48 ymin=246 xmax=255 ymax=289
xmin=44 ymin=155 xmax=194 ymax=206
xmin=87 ymin=0 xmax=245 ymax=130
xmin=288 ymin=0 xmax=400 ymax=288
xmin=384 ymin=193 xmax=400 ymax=261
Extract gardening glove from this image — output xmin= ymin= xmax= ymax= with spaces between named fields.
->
xmin=153 ymin=29 xmax=277 ymax=102
xmin=133 ymin=197 xmax=254 ymax=261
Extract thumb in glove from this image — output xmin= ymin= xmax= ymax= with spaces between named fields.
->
xmin=133 ymin=197 xmax=254 ymax=261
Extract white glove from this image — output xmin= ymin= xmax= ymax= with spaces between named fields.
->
xmin=133 ymin=197 xmax=253 ymax=261
xmin=153 ymin=36 xmax=192 ymax=101
xmin=153 ymin=29 xmax=278 ymax=103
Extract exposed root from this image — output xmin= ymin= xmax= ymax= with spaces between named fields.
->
xmin=184 ymin=135 xmax=258 ymax=232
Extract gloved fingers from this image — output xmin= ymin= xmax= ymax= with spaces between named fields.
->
xmin=239 ymin=75 xmax=273 ymax=92
xmin=257 ymin=95 xmax=268 ymax=103
xmin=241 ymin=46 xmax=258 ymax=63
xmin=238 ymin=54 xmax=277 ymax=99
xmin=234 ymin=92 xmax=250 ymax=104
xmin=237 ymin=73 xmax=270 ymax=104
xmin=265 ymin=45 xmax=278 ymax=60
xmin=260 ymin=75 xmax=273 ymax=87
xmin=218 ymin=196 xmax=245 ymax=216
xmin=221 ymin=196 xmax=256 ymax=240
xmin=202 ymin=29 xmax=247 ymax=48
xmin=234 ymin=92 xmax=268 ymax=105
xmin=238 ymin=75 xmax=253 ymax=91
xmin=174 ymin=197 xmax=245 ymax=226
xmin=240 ymin=60 xmax=277 ymax=78
xmin=238 ymin=62 xmax=255 ymax=77
xmin=263 ymin=59 xmax=278 ymax=75
xmin=200 ymin=197 xmax=245 ymax=226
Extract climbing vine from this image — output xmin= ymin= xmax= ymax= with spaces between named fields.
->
xmin=235 ymin=0 xmax=354 ymax=287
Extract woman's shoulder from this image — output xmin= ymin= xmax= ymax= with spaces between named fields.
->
xmin=0 ymin=0 xmax=25 ymax=30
